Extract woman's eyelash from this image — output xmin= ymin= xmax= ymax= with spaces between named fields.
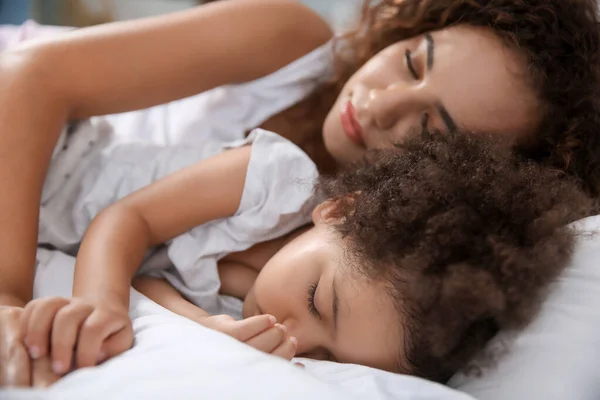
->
xmin=308 ymin=282 xmax=321 ymax=319
xmin=405 ymin=49 xmax=420 ymax=80
xmin=421 ymin=113 xmax=430 ymax=131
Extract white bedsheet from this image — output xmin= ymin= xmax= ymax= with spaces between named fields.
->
xmin=1 ymin=249 xmax=472 ymax=400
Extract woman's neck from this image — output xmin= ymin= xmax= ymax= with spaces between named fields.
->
xmin=255 ymin=86 xmax=339 ymax=174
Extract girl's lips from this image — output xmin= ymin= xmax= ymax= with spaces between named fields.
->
xmin=340 ymin=101 xmax=366 ymax=147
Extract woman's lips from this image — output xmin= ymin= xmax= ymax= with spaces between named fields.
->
xmin=340 ymin=101 xmax=366 ymax=147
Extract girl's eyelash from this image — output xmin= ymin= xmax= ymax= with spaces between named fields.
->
xmin=308 ymin=282 xmax=321 ymax=319
xmin=405 ymin=49 xmax=420 ymax=80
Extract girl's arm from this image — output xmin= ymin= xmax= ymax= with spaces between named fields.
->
xmin=22 ymin=145 xmax=252 ymax=372
xmin=0 ymin=0 xmax=332 ymax=307
xmin=132 ymin=277 xmax=210 ymax=322
xmin=73 ymin=145 xmax=252 ymax=308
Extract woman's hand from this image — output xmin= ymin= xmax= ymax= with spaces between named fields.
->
xmin=202 ymin=314 xmax=297 ymax=360
xmin=20 ymin=296 xmax=134 ymax=375
xmin=0 ymin=306 xmax=30 ymax=386
xmin=0 ymin=306 xmax=62 ymax=388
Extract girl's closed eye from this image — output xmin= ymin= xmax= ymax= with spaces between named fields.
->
xmin=308 ymin=282 xmax=321 ymax=319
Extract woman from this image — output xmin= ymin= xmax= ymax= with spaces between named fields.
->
xmin=0 ymin=0 xmax=599 ymax=384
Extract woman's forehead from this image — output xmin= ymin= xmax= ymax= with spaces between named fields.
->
xmin=427 ymin=26 xmax=541 ymax=137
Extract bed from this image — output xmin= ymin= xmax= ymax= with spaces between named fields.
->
xmin=1 ymin=215 xmax=599 ymax=400
xmin=1 ymin=20 xmax=600 ymax=400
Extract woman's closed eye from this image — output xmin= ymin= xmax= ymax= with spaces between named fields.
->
xmin=405 ymin=49 xmax=420 ymax=80
xmin=421 ymin=113 xmax=430 ymax=131
xmin=405 ymin=49 xmax=430 ymax=132
xmin=308 ymin=282 xmax=321 ymax=319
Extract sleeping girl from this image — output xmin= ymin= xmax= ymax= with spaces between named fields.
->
xmin=20 ymin=127 xmax=590 ymax=383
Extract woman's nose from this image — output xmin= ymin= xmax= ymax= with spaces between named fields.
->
xmin=366 ymin=83 xmax=428 ymax=131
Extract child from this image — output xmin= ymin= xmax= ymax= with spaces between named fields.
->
xmin=21 ymin=128 xmax=590 ymax=383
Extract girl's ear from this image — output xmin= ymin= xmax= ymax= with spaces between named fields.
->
xmin=312 ymin=192 xmax=360 ymax=225
xmin=311 ymin=199 xmax=338 ymax=225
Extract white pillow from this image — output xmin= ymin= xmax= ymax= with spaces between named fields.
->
xmin=449 ymin=215 xmax=600 ymax=399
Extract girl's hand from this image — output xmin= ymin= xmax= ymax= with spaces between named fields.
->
xmin=202 ymin=314 xmax=297 ymax=360
xmin=20 ymin=296 xmax=134 ymax=375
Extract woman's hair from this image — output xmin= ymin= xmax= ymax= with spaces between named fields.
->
xmin=318 ymin=130 xmax=593 ymax=382
xmin=307 ymin=0 xmax=600 ymax=195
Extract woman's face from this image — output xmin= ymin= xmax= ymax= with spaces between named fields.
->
xmin=323 ymin=25 xmax=541 ymax=164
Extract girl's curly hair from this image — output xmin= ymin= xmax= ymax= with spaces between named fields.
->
xmin=319 ymin=130 xmax=593 ymax=382
xmin=308 ymin=0 xmax=600 ymax=195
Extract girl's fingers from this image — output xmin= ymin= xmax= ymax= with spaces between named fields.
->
xmin=22 ymin=297 xmax=69 ymax=360
xmin=226 ymin=314 xmax=276 ymax=342
xmin=50 ymin=302 xmax=93 ymax=375
xmin=270 ymin=336 xmax=298 ymax=361
xmin=244 ymin=324 xmax=287 ymax=353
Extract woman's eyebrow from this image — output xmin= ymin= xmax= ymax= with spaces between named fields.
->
xmin=437 ymin=103 xmax=458 ymax=132
xmin=425 ymin=33 xmax=458 ymax=132
xmin=332 ymin=275 xmax=340 ymax=336
xmin=425 ymin=33 xmax=434 ymax=71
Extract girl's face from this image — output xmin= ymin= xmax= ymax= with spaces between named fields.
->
xmin=242 ymin=203 xmax=400 ymax=371
xmin=322 ymin=25 xmax=541 ymax=164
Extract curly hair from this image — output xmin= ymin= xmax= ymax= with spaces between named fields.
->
xmin=305 ymin=0 xmax=600 ymax=195
xmin=318 ymin=130 xmax=593 ymax=382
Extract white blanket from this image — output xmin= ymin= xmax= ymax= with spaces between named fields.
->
xmin=2 ymin=248 xmax=471 ymax=400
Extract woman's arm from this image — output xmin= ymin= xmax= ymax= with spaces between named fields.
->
xmin=0 ymin=0 xmax=332 ymax=306
xmin=25 ymin=0 xmax=333 ymax=119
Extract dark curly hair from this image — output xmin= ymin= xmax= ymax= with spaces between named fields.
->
xmin=318 ymin=130 xmax=593 ymax=382
xmin=305 ymin=0 xmax=600 ymax=195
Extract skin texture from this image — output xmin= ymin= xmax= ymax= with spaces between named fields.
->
xmin=323 ymin=25 xmax=540 ymax=164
